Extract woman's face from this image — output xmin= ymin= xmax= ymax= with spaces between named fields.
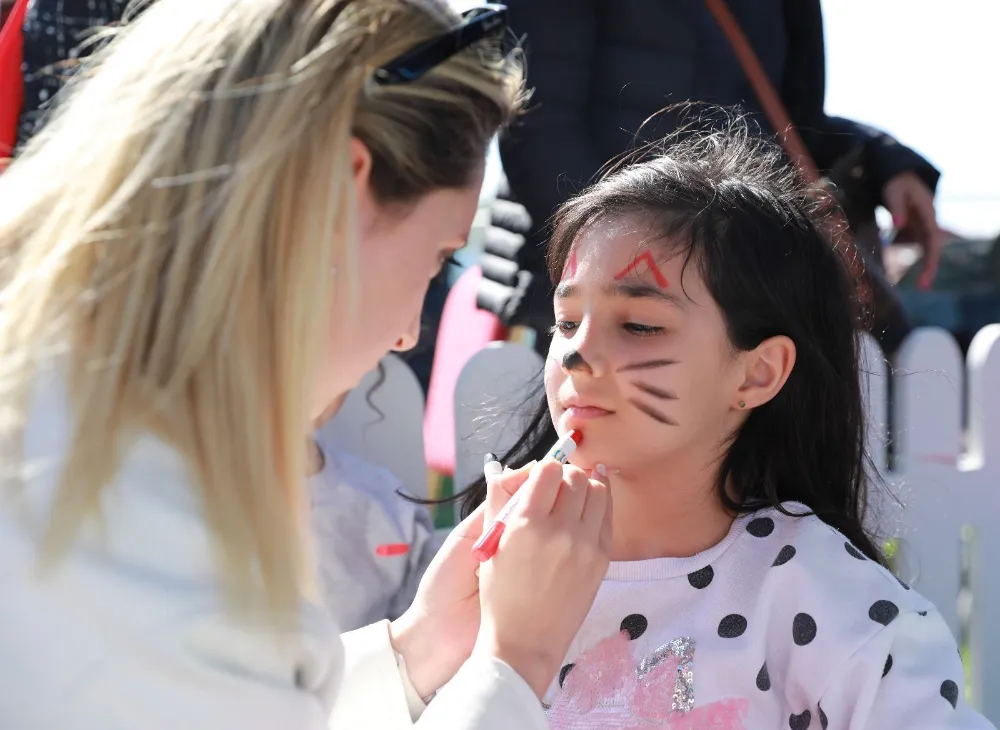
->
xmin=311 ymin=140 xmax=484 ymax=418
xmin=545 ymin=217 xmax=745 ymax=474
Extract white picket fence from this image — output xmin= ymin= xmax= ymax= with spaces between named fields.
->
xmin=325 ymin=324 xmax=1000 ymax=722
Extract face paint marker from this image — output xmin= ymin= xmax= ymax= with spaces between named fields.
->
xmin=472 ymin=430 xmax=584 ymax=562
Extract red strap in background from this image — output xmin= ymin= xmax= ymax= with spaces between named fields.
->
xmin=0 ymin=0 xmax=29 ymax=161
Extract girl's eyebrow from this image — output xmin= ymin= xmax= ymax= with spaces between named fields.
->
xmin=554 ymin=281 xmax=687 ymax=309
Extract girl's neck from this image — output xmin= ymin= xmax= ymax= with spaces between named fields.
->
xmin=609 ymin=454 xmax=735 ymax=562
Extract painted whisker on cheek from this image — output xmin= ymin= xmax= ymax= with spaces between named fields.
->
xmin=628 ymin=398 xmax=678 ymax=426
xmin=616 ymin=359 xmax=679 ymax=373
xmin=632 ymin=382 xmax=678 ymax=400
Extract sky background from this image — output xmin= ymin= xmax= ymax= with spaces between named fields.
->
xmin=823 ymin=0 xmax=999 ymax=237
xmin=464 ymin=1 xmax=999 ymax=238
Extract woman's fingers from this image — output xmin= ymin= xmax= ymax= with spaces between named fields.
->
xmin=484 ymin=460 xmax=535 ymax=524
xmin=517 ymin=460 xmax=567 ymax=516
xmin=582 ymin=465 xmax=611 ymax=537
xmin=551 ymin=465 xmax=590 ymax=521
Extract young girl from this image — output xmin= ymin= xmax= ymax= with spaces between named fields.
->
xmin=459 ymin=126 xmax=994 ymax=729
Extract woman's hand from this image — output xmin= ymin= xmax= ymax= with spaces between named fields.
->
xmin=390 ymin=459 xmax=612 ymax=701
xmin=388 ymin=463 xmax=534 ymax=698
xmin=883 ymin=171 xmax=944 ymax=289
xmin=475 ymin=461 xmax=612 ymax=699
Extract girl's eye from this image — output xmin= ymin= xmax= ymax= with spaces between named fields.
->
xmin=624 ymin=322 xmax=664 ymax=336
xmin=551 ymin=320 xmax=579 ymax=334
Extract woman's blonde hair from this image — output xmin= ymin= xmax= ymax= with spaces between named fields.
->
xmin=0 ymin=0 xmax=523 ymax=618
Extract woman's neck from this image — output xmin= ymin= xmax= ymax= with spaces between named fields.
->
xmin=608 ymin=454 xmax=735 ymax=562
xmin=306 ymin=438 xmax=324 ymax=477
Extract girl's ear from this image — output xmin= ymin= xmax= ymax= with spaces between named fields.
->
xmin=734 ymin=335 xmax=796 ymax=410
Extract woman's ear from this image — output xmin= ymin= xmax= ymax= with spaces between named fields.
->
xmin=350 ymin=137 xmax=375 ymax=231
xmin=734 ymin=335 xmax=796 ymax=410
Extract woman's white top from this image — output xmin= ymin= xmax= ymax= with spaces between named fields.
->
xmin=0 ymin=373 xmax=546 ymax=730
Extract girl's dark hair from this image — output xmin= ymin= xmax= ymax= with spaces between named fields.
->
xmin=453 ymin=114 xmax=886 ymax=563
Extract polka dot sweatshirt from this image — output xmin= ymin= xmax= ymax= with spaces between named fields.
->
xmin=543 ymin=503 xmax=995 ymax=730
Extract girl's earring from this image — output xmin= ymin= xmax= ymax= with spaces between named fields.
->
xmin=739 ymin=400 xmax=746 ymax=409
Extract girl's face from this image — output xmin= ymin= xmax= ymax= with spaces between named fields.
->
xmin=545 ymin=217 xmax=747 ymax=474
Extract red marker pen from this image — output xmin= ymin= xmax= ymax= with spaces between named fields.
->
xmin=471 ymin=430 xmax=583 ymax=562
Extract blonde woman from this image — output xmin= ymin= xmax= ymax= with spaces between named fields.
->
xmin=0 ymin=2 xmax=612 ymax=729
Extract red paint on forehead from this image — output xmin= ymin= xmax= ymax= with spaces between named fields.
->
xmin=613 ymin=251 xmax=668 ymax=288
xmin=561 ymin=249 xmax=578 ymax=280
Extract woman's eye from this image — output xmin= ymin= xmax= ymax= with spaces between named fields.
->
xmin=551 ymin=320 xmax=579 ymax=334
xmin=624 ymin=322 xmax=664 ymax=336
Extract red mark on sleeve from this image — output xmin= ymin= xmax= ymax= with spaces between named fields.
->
xmin=613 ymin=251 xmax=668 ymax=288
xmin=561 ymin=250 xmax=578 ymax=280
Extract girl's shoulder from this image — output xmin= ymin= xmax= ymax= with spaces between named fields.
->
xmin=722 ymin=502 xmax=939 ymax=686
xmin=721 ymin=504 xmax=984 ymax=728
xmin=727 ymin=501 xmax=931 ymax=622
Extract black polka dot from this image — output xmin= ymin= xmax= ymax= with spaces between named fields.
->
xmin=918 ymin=610 xmax=928 ymax=617
xmin=895 ymin=574 xmax=911 ymax=590
xmin=869 ymin=600 xmax=900 ymax=626
xmin=789 ymin=709 xmax=811 ymax=730
xmin=558 ymin=664 xmax=574 ymax=688
xmin=620 ymin=614 xmax=648 ymax=641
xmin=941 ymin=679 xmax=959 ymax=709
xmin=792 ymin=613 xmax=817 ymax=645
xmin=883 ymin=654 xmax=893 ymax=677
xmin=844 ymin=541 xmax=866 ymax=560
xmin=756 ymin=662 xmax=770 ymax=691
xmin=687 ymin=565 xmax=714 ymax=589
xmin=772 ymin=545 xmax=796 ymax=566
xmin=747 ymin=517 xmax=775 ymax=537
xmin=718 ymin=614 xmax=748 ymax=638
xmin=819 ymin=704 xmax=828 ymax=729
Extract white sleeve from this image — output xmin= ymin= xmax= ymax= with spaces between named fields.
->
xmin=333 ymin=621 xmax=549 ymax=730
xmin=818 ymin=609 xmax=995 ymax=730
xmin=64 ymin=634 xmax=335 ymax=730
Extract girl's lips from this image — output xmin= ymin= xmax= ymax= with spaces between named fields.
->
xmin=564 ymin=405 xmax=614 ymax=420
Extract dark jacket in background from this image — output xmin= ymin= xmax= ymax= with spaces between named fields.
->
xmin=17 ymin=0 xmax=130 ymax=145
xmin=492 ymin=0 xmax=939 ymax=344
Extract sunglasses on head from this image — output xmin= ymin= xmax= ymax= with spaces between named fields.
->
xmin=373 ymin=3 xmax=509 ymax=86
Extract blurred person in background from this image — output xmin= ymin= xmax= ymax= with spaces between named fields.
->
xmin=16 ymin=0 xmax=130 ymax=145
xmin=308 ymin=386 xmax=437 ymax=631
xmin=480 ymin=0 xmax=944 ymax=357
